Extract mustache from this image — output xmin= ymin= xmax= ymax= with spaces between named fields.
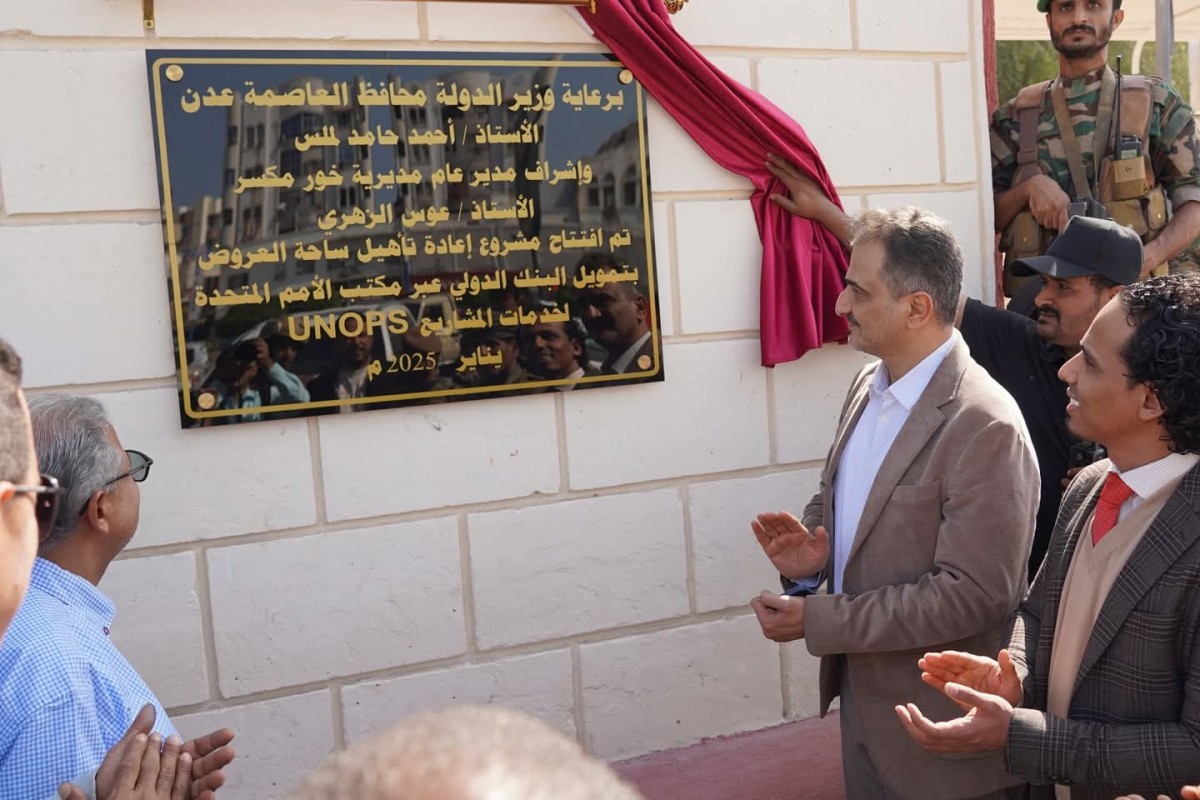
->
xmin=1064 ymin=24 xmax=1096 ymax=36
xmin=1036 ymin=306 xmax=1060 ymax=319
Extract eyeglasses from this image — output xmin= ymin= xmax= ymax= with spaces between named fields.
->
xmin=9 ymin=474 xmax=62 ymax=542
xmin=78 ymin=450 xmax=153 ymax=518
xmin=104 ymin=450 xmax=153 ymax=487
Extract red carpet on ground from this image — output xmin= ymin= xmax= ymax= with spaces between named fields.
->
xmin=613 ymin=714 xmax=845 ymax=800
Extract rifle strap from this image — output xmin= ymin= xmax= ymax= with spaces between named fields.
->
xmin=1092 ymin=67 xmax=1117 ymax=176
xmin=1013 ymin=81 xmax=1050 ymax=184
xmin=1051 ymin=83 xmax=1094 ymax=199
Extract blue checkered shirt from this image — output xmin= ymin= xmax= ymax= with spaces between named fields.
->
xmin=0 ymin=558 xmax=176 ymax=800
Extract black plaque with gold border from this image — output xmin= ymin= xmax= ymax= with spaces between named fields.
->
xmin=146 ymin=50 xmax=662 ymax=427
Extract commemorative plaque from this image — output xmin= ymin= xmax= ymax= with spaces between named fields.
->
xmin=146 ymin=51 xmax=662 ymax=426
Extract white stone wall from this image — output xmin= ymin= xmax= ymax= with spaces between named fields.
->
xmin=0 ymin=1 xmax=994 ymax=796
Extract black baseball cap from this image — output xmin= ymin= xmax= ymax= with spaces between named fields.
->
xmin=1009 ymin=215 xmax=1142 ymax=285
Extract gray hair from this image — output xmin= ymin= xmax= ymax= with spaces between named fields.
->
xmin=0 ymin=338 xmax=29 ymax=483
xmin=286 ymin=705 xmax=645 ymax=800
xmin=27 ymin=394 xmax=123 ymax=550
xmin=849 ymin=207 xmax=963 ymax=325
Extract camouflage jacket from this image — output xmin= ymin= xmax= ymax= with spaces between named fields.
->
xmin=991 ymin=66 xmax=1200 ymax=211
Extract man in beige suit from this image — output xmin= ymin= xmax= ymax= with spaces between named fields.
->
xmin=750 ymin=207 xmax=1040 ymax=799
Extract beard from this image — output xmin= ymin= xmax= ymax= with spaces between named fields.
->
xmin=1051 ymin=20 xmax=1113 ymax=59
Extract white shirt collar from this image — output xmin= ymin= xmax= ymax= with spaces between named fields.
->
xmin=870 ymin=331 xmax=958 ymax=411
xmin=1110 ymin=452 xmax=1200 ymax=500
xmin=552 ymin=366 xmax=586 ymax=390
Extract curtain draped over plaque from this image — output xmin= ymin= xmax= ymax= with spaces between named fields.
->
xmin=583 ymin=0 xmax=850 ymax=366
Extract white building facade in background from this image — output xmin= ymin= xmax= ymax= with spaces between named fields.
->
xmin=0 ymin=2 xmax=993 ymax=797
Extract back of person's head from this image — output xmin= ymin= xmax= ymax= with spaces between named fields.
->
xmin=1118 ymin=274 xmax=1200 ymax=454
xmin=285 ymin=706 xmax=645 ymax=800
xmin=0 ymin=339 xmax=29 ymax=485
xmin=27 ymin=394 xmax=123 ymax=551
xmin=849 ymin=207 xmax=963 ymax=326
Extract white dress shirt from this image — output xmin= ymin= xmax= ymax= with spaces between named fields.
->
xmin=830 ymin=332 xmax=958 ymax=593
xmin=551 ymin=366 xmax=586 ymax=391
xmin=335 ymin=365 xmax=369 ymax=413
xmin=1108 ymin=451 xmax=1200 ymax=522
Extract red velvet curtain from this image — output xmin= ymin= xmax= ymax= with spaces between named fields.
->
xmin=984 ymin=0 xmax=1004 ymax=301
xmin=583 ymin=0 xmax=850 ymax=366
xmin=984 ymin=0 xmax=999 ymax=116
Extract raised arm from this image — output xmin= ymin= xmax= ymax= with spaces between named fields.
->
xmin=765 ymin=153 xmax=852 ymax=248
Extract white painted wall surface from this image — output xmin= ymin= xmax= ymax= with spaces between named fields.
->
xmin=0 ymin=1 xmax=994 ymax=795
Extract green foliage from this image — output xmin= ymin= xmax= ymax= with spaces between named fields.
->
xmin=996 ymin=41 xmax=1059 ymax=103
xmin=996 ymin=40 xmax=1191 ymax=105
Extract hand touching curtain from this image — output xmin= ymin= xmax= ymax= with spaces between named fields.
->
xmin=583 ymin=0 xmax=850 ymax=365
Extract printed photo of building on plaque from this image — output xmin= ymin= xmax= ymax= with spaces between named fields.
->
xmin=146 ymin=51 xmax=662 ymax=427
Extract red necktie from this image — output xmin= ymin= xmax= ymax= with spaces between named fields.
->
xmin=1091 ymin=472 xmax=1135 ymax=545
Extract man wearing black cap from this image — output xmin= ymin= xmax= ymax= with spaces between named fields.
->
xmin=958 ymin=216 xmax=1140 ymax=577
xmin=764 ymin=158 xmax=1144 ymax=578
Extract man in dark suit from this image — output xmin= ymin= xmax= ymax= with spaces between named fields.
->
xmin=898 ymin=274 xmax=1200 ymax=799
xmin=750 ymin=207 xmax=1040 ymax=799
xmin=576 ymin=255 xmax=654 ymax=375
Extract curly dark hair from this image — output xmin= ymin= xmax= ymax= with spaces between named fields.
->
xmin=1119 ymin=275 xmax=1200 ymax=454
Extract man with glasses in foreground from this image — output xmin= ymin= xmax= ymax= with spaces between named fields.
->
xmin=0 ymin=393 xmax=234 ymax=799
xmin=0 ymin=340 xmax=52 ymax=643
xmin=0 ymin=345 xmax=218 ymax=800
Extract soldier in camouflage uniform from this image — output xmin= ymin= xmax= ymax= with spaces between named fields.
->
xmin=992 ymin=0 xmax=1200 ymax=280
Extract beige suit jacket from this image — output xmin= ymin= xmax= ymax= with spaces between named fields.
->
xmin=800 ymin=338 xmax=1040 ymax=800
